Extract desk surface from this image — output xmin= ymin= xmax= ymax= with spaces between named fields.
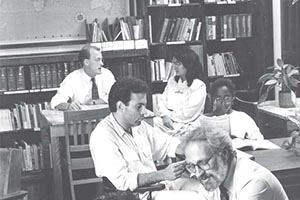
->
xmin=40 ymin=104 xmax=109 ymax=126
xmin=248 ymin=138 xmax=300 ymax=172
xmin=257 ymin=99 xmax=300 ymax=120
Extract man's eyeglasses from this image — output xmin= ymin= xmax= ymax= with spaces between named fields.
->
xmin=214 ymin=96 xmax=234 ymax=103
xmin=185 ymin=154 xmax=215 ymax=174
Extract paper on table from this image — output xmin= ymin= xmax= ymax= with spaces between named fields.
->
xmin=232 ymin=138 xmax=281 ymax=151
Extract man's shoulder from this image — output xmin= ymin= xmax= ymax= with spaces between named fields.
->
xmin=100 ymin=67 xmax=113 ymax=75
xmin=63 ymin=69 xmax=82 ymax=80
xmin=90 ymin=116 xmax=114 ymax=139
xmin=235 ymin=157 xmax=270 ymax=182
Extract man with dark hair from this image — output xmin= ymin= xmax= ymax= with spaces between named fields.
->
xmin=184 ymin=126 xmax=288 ymax=200
xmin=90 ymin=77 xmax=206 ymax=200
xmin=51 ymin=44 xmax=115 ymax=110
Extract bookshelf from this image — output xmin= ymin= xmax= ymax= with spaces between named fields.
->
xmin=136 ymin=0 xmax=273 ymax=97
xmin=0 ymin=42 xmax=151 ymax=200
xmin=203 ymin=0 xmax=273 ymax=89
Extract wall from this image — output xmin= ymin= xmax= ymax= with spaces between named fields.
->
xmin=0 ymin=0 xmax=129 ymax=45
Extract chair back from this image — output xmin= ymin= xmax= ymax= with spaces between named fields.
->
xmin=64 ymin=107 xmax=110 ymax=200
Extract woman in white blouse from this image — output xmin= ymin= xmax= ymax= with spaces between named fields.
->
xmin=154 ymin=48 xmax=207 ymax=139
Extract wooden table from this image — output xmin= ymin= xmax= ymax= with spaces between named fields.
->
xmin=39 ymin=106 xmax=154 ymax=200
xmin=248 ymin=138 xmax=300 ymax=200
xmin=257 ymin=100 xmax=300 ymax=138
xmin=39 ymin=105 xmax=109 ymax=200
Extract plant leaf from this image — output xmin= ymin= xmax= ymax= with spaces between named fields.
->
xmin=258 ymin=84 xmax=275 ymax=105
xmin=288 ymin=69 xmax=300 ymax=77
xmin=266 ymin=66 xmax=275 ymax=70
xmin=265 ymin=79 xmax=277 ymax=85
xmin=289 ymin=76 xmax=300 ymax=87
xmin=277 ymin=58 xmax=284 ymax=67
xmin=257 ymin=73 xmax=276 ymax=84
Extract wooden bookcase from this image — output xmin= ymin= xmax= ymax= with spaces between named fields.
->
xmin=204 ymin=0 xmax=273 ymax=89
xmin=136 ymin=0 xmax=273 ymax=94
xmin=0 ymin=44 xmax=150 ymax=200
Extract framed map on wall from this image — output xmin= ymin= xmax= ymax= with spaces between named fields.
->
xmin=0 ymin=0 xmax=129 ymax=45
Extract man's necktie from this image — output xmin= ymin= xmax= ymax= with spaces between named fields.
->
xmin=91 ymin=77 xmax=99 ymax=100
xmin=219 ymin=185 xmax=229 ymax=200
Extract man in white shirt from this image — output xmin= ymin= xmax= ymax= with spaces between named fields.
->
xmin=184 ymin=127 xmax=289 ymax=200
xmin=90 ymin=77 xmax=206 ymax=200
xmin=51 ymin=45 xmax=115 ymax=110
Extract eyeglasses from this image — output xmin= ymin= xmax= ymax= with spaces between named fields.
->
xmin=185 ymin=154 xmax=215 ymax=174
xmin=214 ymin=96 xmax=234 ymax=103
xmin=171 ymin=58 xmax=182 ymax=66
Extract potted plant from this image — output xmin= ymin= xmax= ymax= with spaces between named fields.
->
xmin=257 ymin=58 xmax=300 ymax=107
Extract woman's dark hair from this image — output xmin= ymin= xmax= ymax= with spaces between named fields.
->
xmin=210 ymin=77 xmax=236 ymax=97
xmin=108 ymin=77 xmax=150 ymax=112
xmin=172 ymin=48 xmax=203 ymax=87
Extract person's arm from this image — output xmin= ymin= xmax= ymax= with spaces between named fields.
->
xmin=137 ymin=160 xmax=185 ymax=187
xmin=54 ymin=102 xmax=81 ymax=111
xmin=51 ymin=75 xmax=77 ymax=109
xmin=90 ymin=127 xmax=140 ymax=191
xmin=171 ymin=80 xmax=206 ymax=123
xmin=157 ymin=79 xmax=175 ymax=118
xmin=243 ymin=113 xmax=264 ymax=140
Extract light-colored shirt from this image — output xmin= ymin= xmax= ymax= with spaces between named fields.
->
xmin=190 ymin=156 xmax=288 ymax=200
xmin=157 ymin=77 xmax=206 ymax=124
xmin=50 ymin=68 xmax=115 ymax=109
xmin=228 ymin=110 xmax=263 ymax=140
xmin=89 ymin=114 xmax=180 ymax=191
xmin=223 ymin=156 xmax=288 ymax=200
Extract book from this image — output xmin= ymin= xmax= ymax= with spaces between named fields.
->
xmin=101 ymin=18 xmax=113 ymax=41
xmin=0 ymin=67 xmax=7 ymax=92
xmin=200 ymin=115 xmax=231 ymax=135
xmin=232 ymin=138 xmax=281 ymax=151
xmin=236 ymin=149 xmax=254 ymax=160
xmin=206 ymin=16 xmax=216 ymax=40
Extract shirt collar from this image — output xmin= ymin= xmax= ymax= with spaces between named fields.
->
xmin=80 ymin=68 xmax=93 ymax=82
xmin=222 ymin=155 xmax=237 ymax=194
xmin=109 ymin=113 xmax=130 ymax=137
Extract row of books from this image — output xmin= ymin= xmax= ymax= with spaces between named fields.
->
xmin=150 ymin=59 xmax=175 ymax=81
xmin=29 ymin=62 xmax=80 ymax=90
xmin=155 ymin=17 xmax=202 ymax=43
xmin=206 ymin=14 xmax=252 ymax=40
xmin=86 ymin=16 xmax=145 ymax=43
xmin=0 ymin=102 xmax=50 ymax=132
xmin=91 ymin=39 xmax=148 ymax=51
xmin=14 ymin=141 xmax=45 ymax=171
xmin=221 ymin=14 xmax=252 ymax=39
xmin=0 ymin=66 xmax=25 ymax=92
xmin=207 ymin=52 xmax=242 ymax=77
xmin=0 ymin=61 xmax=80 ymax=92
xmin=204 ymin=0 xmax=251 ymax=3
xmin=150 ymin=0 xmax=191 ymax=5
xmin=110 ymin=58 xmax=148 ymax=81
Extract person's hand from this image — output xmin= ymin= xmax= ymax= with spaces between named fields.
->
xmin=161 ymin=160 xmax=186 ymax=181
xmin=162 ymin=115 xmax=174 ymax=130
xmin=68 ymin=102 xmax=81 ymax=110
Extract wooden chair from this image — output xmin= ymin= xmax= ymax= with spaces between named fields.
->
xmin=64 ymin=108 xmax=165 ymax=200
xmin=64 ymin=108 xmax=110 ymax=200
xmin=0 ymin=148 xmax=28 ymax=200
